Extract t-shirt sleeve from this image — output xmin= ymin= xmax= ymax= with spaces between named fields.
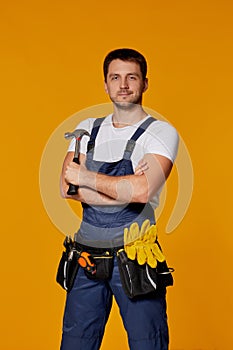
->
xmin=67 ymin=118 xmax=95 ymax=154
xmin=145 ymin=121 xmax=179 ymax=163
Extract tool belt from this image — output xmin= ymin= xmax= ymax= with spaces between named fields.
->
xmin=56 ymin=237 xmax=174 ymax=298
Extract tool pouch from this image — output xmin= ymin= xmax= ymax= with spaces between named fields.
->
xmin=82 ymin=248 xmax=114 ymax=281
xmin=56 ymin=237 xmax=80 ymax=292
xmin=73 ymin=243 xmax=114 ymax=280
xmin=117 ymin=250 xmax=174 ymax=299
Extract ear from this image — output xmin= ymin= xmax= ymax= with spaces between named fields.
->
xmin=143 ymin=78 xmax=148 ymax=92
xmin=104 ymin=81 xmax=109 ymax=94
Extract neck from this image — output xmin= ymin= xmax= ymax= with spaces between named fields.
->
xmin=112 ymin=103 xmax=147 ymax=128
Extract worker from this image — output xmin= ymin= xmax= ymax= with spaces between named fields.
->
xmin=59 ymin=48 xmax=179 ymax=350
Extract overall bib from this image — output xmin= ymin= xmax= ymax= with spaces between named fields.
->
xmin=76 ymin=116 xmax=155 ymax=248
xmin=61 ymin=117 xmax=169 ymax=350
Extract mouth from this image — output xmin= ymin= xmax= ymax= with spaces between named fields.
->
xmin=117 ymin=92 xmax=133 ymax=97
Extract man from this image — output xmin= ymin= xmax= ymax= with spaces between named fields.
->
xmin=60 ymin=48 xmax=179 ymax=350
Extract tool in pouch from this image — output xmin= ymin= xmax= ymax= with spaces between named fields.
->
xmin=77 ymin=251 xmax=96 ymax=275
xmin=56 ymin=236 xmax=79 ymax=292
xmin=56 ymin=236 xmax=97 ymax=292
xmin=79 ymin=247 xmax=114 ymax=281
xmin=117 ymin=220 xmax=174 ymax=299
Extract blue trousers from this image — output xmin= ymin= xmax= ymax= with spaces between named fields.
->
xmin=60 ymin=258 xmax=169 ymax=350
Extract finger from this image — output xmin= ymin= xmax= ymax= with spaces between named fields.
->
xmin=135 ymin=162 xmax=149 ymax=175
xmin=148 ymin=225 xmax=157 ymax=242
xmin=127 ymin=246 xmax=137 ymax=260
xmin=145 ymin=246 xmax=157 ymax=268
xmin=134 ymin=163 xmax=148 ymax=176
xmin=65 ymin=167 xmax=78 ymax=186
xmin=147 ymin=255 xmax=157 ymax=268
xmin=141 ymin=162 xmax=149 ymax=171
xmin=124 ymin=227 xmax=129 ymax=245
xmin=137 ymin=158 xmax=148 ymax=167
xmin=140 ymin=219 xmax=150 ymax=238
xmin=64 ymin=168 xmax=70 ymax=181
xmin=151 ymin=244 xmax=165 ymax=262
xmin=137 ymin=246 xmax=147 ymax=265
xmin=129 ymin=222 xmax=140 ymax=241
xmin=69 ymin=161 xmax=79 ymax=169
xmin=134 ymin=168 xmax=144 ymax=176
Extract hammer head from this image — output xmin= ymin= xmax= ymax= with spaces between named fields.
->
xmin=64 ymin=128 xmax=90 ymax=140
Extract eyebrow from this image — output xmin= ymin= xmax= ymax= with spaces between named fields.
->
xmin=108 ymin=72 xmax=140 ymax=77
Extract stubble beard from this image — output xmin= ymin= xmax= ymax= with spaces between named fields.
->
xmin=110 ymin=95 xmax=143 ymax=111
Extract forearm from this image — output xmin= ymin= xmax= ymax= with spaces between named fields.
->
xmin=80 ymin=170 xmax=149 ymax=203
xmin=61 ymin=182 xmax=127 ymax=205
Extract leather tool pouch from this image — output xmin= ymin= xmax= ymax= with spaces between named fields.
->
xmin=56 ymin=237 xmax=80 ymax=292
xmin=117 ymin=250 xmax=174 ymax=299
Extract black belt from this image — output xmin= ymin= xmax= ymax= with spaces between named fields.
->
xmin=74 ymin=242 xmax=123 ymax=255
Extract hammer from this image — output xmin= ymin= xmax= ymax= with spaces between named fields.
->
xmin=64 ymin=129 xmax=90 ymax=195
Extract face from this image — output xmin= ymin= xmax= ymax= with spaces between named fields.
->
xmin=104 ymin=59 xmax=148 ymax=109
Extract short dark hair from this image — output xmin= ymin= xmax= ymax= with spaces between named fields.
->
xmin=103 ymin=48 xmax=147 ymax=82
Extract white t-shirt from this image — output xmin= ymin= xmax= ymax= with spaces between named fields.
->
xmin=68 ymin=114 xmax=179 ymax=208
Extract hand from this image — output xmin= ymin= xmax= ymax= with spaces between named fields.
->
xmin=124 ymin=219 xmax=165 ymax=268
xmin=64 ymin=162 xmax=82 ymax=186
xmin=135 ymin=158 xmax=149 ymax=175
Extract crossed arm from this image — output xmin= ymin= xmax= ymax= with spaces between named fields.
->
xmin=60 ymin=152 xmax=173 ymax=205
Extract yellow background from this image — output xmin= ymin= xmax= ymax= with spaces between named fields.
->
xmin=1 ymin=0 xmax=233 ymax=349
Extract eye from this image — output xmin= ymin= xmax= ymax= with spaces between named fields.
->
xmin=111 ymin=75 xmax=119 ymax=80
xmin=129 ymin=75 xmax=136 ymax=80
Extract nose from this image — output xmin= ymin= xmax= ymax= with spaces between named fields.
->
xmin=120 ymin=77 xmax=129 ymax=89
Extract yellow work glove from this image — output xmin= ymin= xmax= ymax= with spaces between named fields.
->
xmin=124 ymin=219 xmax=165 ymax=268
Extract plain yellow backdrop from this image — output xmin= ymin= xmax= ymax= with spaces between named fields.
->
xmin=1 ymin=0 xmax=233 ymax=349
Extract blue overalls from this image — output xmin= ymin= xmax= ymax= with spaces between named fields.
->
xmin=60 ymin=117 xmax=169 ymax=350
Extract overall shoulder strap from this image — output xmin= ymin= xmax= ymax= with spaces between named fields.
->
xmin=124 ymin=116 xmax=156 ymax=159
xmin=87 ymin=117 xmax=105 ymax=154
